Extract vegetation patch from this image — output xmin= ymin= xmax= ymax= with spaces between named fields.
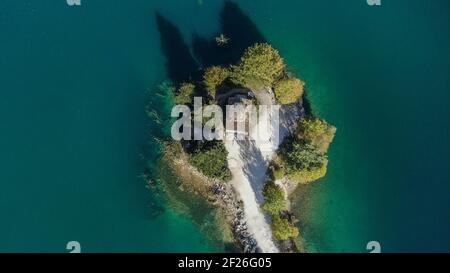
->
xmin=203 ymin=66 xmax=230 ymax=98
xmin=175 ymin=82 xmax=196 ymax=105
xmin=274 ymin=78 xmax=305 ymax=105
xmin=271 ymin=214 xmax=299 ymax=241
xmin=187 ymin=141 xmax=232 ymax=182
xmin=231 ymin=43 xmax=285 ymax=90
xmin=297 ymin=118 xmax=336 ymax=153
xmin=262 ymin=182 xmax=286 ymax=215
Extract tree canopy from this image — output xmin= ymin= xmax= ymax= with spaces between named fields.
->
xmin=280 ymin=140 xmax=328 ymax=184
xmin=271 ymin=214 xmax=299 ymax=241
xmin=187 ymin=141 xmax=232 ymax=182
xmin=282 ymin=141 xmax=327 ymax=172
xmin=287 ymin=164 xmax=327 ymax=184
xmin=274 ymin=78 xmax=305 ymax=104
xmin=262 ymin=182 xmax=286 ymax=215
xmin=203 ymin=66 xmax=230 ymax=98
xmin=231 ymin=43 xmax=285 ymax=90
xmin=297 ymin=118 xmax=336 ymax=153
xmin=174 ymin=82 xmax=195 ymax=105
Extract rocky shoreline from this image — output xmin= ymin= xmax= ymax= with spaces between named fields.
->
xmin=210 ymin=183 xmax=258 ymax=253
xmin=160 ymin=143 xmax=260 ymax=253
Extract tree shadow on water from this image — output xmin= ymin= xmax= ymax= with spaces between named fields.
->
xmin=155 ymin=12 xmax=200 ymax=83
xmin=219 ymin=1 xmax=267 ymax=64
xmin=191 ymin=33 xmax=229 ymax=68
xmin=192 ymin=1 xmax=267 ymax=68
xmin=155 ymin=1 xmax=268 ymax=84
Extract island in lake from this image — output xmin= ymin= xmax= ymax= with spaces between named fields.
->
xmin=147 ymin=39 xmax=335 ymax=253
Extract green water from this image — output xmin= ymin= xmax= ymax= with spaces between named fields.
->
xmin=0 ymin=0 xmax=449 ymax=252
xmin=0 ymin=0 xmax=221 ymax=252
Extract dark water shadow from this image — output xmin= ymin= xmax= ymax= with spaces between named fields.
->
xmin=192 ymin=1 xmax=268 ymax=68
xmin=301 ymin=91 xmax=314 ymax=117
xmin=155 ymin=12 xmax=200 ymax=83
xmin=156 ymin=1 xmax=267 ymax=82
xmin=220 ymin=1 xmax=267 ymax=64
xmin=191 ymin=33 xmax=230 ymax=67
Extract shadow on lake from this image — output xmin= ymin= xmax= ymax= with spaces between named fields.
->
xmin=155 ymin=12 xmax=200 ymax=83
xmin=155 ymin=1 xmax=267 ymax=84
xmin=192 ymin=1 xmax=267 ymax=67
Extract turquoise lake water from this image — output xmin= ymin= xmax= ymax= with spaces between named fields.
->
xmin=0 ymin=0 xmax=449 ymax=252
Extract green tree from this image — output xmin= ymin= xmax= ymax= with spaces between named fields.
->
xmin=282 ymin=141 xmax=327 ymax=172
xmin=262 ymin=182 xmax=286 ymax=215
xmin=231 ymin=43 xmax=285 ymax=90
xmin=288 ymin=164 xmax=327 ymax=184
xmin=274 ymin=78 xmax=305 ymax=104
xmin=271 ymin=214 xmax=299 ymax=241
xmin=281 ymin=140 xmax=328 ymax=184
xmin=297 ymin=118 xmax=336 ymax=153
xmin=203 ymin=66 xmax=229 ymax=98
xmin=175 ymin=82 xmax=195 ymax=105
xmin=188 ymin=141 xmax=232 ymax=182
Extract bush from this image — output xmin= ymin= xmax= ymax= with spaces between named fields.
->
xmin=280 ymin=140 xmax=328 ymax=184
xmin=271 ymin=214 xmax=299 ymax=241
xmin=282 ymin=141 xmax=327 ymax=172
xmin=231 ymin=43 xmax=285 ymax=90
xmin=297 ymin=118 xmax=336 ymax=153
xmin=288 ymin=163 xmax=327 ymax=184
xmin=203 ymin=66 xmax=229 ymax=98
xmin=269 ymin=163 xmax=285 ymax=180
xmin=188 ymin=141 xmax=232 ymax=182
xmin=175 ymin=82 xmax=195 ymax=105
xmin=262 ymin=182 xmax=286 ymax=215
xmin=274 ymin=78 xmax=305 ymax=104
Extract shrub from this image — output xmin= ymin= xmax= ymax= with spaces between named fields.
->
xmin=297 ymin=118 xmax=336 ymax=153
xmin=288 ymin=163 xmax=327 ymax=184
xmin=274 ymin=78 xmax=305 ymax=104
xmin=280 ymin=140 xmax=328 ymax=184
xmin=282 ymin=141 xmax=327 ymax=172
xmin=262 ymin=182 xmax=286 ymax=215
xmin=268 ymin=157 xmax=286 ymax=181
xmin=175 ymin=82 xmax=195 ymax=105
xmin=269 ymin=163 xmax=285 ymax=180
xmin=188 ymin=141 xmax=232 ymax=182
xmin=271 ymin=214 xmax=299 ymax=241
xmin=203 ymin=66 xmax=229 ymax=98
xmin=272 ymin=168 xmax=285 ymax=180
xmin=231 ymin=43 xmax=285 ymax=90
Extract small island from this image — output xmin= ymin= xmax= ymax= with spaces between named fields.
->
xmin=149 ymin=43 xmax=335 ymax=253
